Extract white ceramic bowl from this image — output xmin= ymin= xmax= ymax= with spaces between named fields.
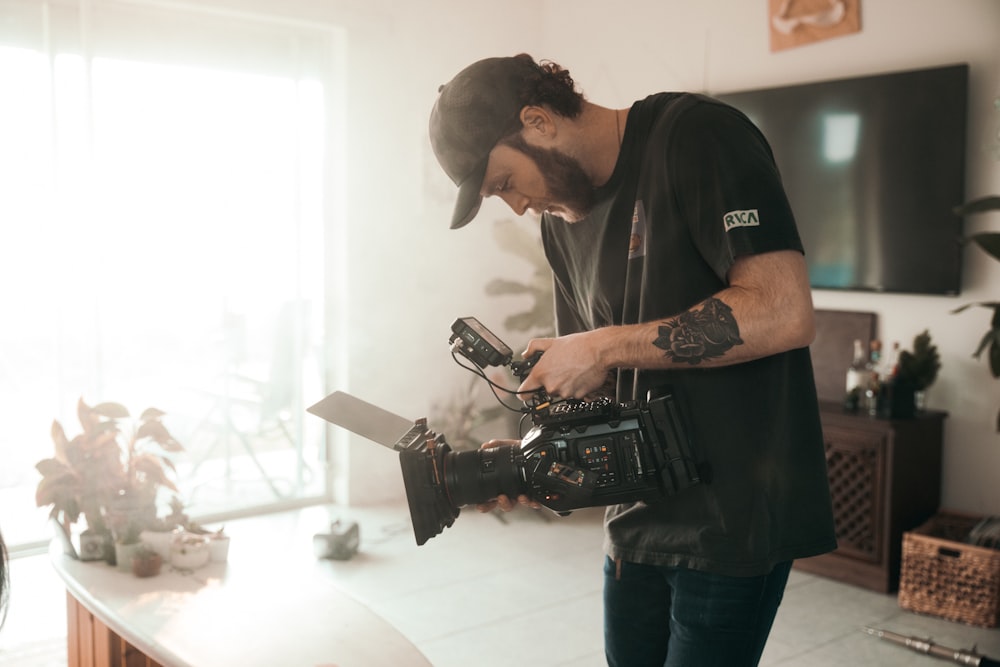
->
xmin=170 ymin=532 xmax=211 ymax=570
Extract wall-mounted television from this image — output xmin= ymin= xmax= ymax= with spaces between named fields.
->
xmin=715 ymin=63 xmax=968 ymax=296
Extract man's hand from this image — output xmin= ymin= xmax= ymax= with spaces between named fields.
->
xmin=517 ymin=330 xmax=612 ymax=400
xmin=474 ymin=438 xmax=542 ymax=513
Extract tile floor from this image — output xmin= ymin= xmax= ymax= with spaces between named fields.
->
xmin=2 ymin=502 xmax=1000 ymax=666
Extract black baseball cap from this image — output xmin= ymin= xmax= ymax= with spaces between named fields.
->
xmin=429 ymin=55 xmax=538 ymax=229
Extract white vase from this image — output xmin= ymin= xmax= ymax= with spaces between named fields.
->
xmin=208 ymin=535 xmax=230 ymax=562
xmin=139 ymin=529 xmax=177 ymax=560
xmin=114 ymin=542 xmax=141 ymax=572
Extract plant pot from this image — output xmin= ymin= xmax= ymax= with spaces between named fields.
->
xmin=114 ymin=542 xmax=142 ymax=572
xmin=170 ymin=532 xmax=211 ymax=570
xmin=878 ymin=378 xmax=917 ymax=419
xmin=208 ymin=534 xmax=230 ymax=562
xmin=132 ymin=552 xmax=163 ymax=578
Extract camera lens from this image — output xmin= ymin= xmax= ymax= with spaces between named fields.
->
xmin=444 ymin=444 xmax=523 ymax=507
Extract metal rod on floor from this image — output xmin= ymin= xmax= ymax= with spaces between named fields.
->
xmin=863 ymin=626 xmax=1000 ymax=666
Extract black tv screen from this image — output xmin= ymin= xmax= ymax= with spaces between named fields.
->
xmin=716 ymin=63 xmax=968 ymax=295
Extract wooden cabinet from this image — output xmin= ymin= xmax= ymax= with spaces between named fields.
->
xmin=66 ymin=593 xmax=163 ymax=667
xmin=793 ymin=402 xmax=946 ymax=593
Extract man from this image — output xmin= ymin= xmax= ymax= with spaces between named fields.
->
xmin=428 ymin=54 xmax=836 ymax=667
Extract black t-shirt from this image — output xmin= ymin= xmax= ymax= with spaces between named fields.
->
xmin=541 ymin=93 xmax=837 ymax=576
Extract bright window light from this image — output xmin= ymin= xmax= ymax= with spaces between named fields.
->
xmin=0 ymin=8 xmax=340 ymax=551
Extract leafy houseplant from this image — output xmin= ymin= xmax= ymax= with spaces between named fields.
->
xmin=35 ymin=397 xmax=185 ymax=560
xmin=952 ymin=195 xmax=1000 ymax=431
xmin=112 ymin=521 xmax=144 ymax=571
xmin=897 ymin=330 xmax=942 ymax=395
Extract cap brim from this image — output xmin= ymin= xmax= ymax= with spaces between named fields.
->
xmin=449 ymin=157 xmax=488 ymax=229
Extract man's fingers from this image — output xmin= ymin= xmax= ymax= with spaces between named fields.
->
xmin=518 ymin=494 xmax=543 ymax=510
xmin=478 ymin=494 xmax=543 ymax=512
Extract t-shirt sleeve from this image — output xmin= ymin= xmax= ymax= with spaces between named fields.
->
xmin=667 ymin=99 xmax=803 ymax=282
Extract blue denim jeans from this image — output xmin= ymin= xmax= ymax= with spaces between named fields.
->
xmin=603 ymin=557 xmax=792 ymax=667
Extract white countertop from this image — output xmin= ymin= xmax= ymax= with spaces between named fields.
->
xmin=51 ymin=509 xmax=432 ymax=667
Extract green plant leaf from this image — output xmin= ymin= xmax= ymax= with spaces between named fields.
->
xmin=951 ymin=301 xmax=1000 ymax=315
xmin=969 ymin=232 xmax=1000 ymax=263
xmin=991 ymin=336 xmax=1000 ymax=379
xmin=135 ymin=419 xmax=183 ymax=451
xmin=139 ymin=407 xmax=166 ymax=420
xmin=954 ymin=195 xmax=1000 ymax=215
xmin=35 ymin=457 xmax=71 ymax=478
xmin=35 ymin=470 xmax=80 ymax=508
xmin=897 ymin=330 xmax=940 ymax=390
xmin=50 ymin=420 xmax=70 ymax=461
xmin=92 ymin=401 xmax=130 ymax=419
xmin=92 ymin=420 xmax=120 ymax=436
xmin=132 ymin=453 xmax=180 ymax=493
xmin=972 ymin=330 xmax=993 ymax=359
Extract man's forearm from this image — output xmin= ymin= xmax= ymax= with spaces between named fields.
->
xmin=594 ymin=252 xmax=816 ymax=373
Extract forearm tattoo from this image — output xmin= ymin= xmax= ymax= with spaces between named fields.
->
xmin=653 ymin=297 xmax=744 ymax=365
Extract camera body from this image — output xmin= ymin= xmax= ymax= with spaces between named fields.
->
xmin=396 ymin=318 xmax=705 ymax=545
xmin=510 ymin=391 xmax=702 ymax=513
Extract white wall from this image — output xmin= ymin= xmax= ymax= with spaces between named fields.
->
xmin=317 ymin=0 xmax=1000 ymax=513
xmin=314 ymin=0 xmax=547 ymax=504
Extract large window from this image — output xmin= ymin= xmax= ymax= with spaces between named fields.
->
xmin=0 ymin=0 xmax=344 ymax=551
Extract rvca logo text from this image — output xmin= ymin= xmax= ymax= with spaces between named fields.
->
xmin=723 ymin=209 xmax=760 ymax=232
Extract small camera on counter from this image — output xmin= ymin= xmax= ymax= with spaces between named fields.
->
xmin=313 ymin=519 xmax=360 ymax=560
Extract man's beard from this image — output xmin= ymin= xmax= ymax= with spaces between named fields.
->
xmin=501 ymin=134 xmax=596 ymax=221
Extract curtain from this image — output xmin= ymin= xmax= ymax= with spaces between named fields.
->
xmin=0 ymin=0 xmax=344 ymax=549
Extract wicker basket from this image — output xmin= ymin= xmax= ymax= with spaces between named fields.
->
xmin=898 ymin=512 xmax=1000 ymax=628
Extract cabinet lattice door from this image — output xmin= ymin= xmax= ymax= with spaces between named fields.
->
xmin=823 ymin=426 xmax=885 ymax=563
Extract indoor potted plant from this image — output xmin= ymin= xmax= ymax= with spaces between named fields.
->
xmin=130 ymin=545 xmax=163 ymax=578
xmin=153 ymin=496 xmax=230 ymax=562
xmin=35 ymin=397 xmax=185 ymax=561
xmin=170 ymin=532 xmax=211 ymax=570
xmin=104 ymin=402 xmax=185 ymax=532
xmin=139 ymin=496 xmax=187 ymax=559
xmin=111 ymin=520 xmax=143 ymax=572
xmin=896 ymin=330 xmax=942 ymax=413
xmin=206 ymin=526 xmax=230 ymax=562
xmin=952 ymin=195 xmax=1000 ymax=431
xmin=35 ymin=399 xmax=126 ymax=560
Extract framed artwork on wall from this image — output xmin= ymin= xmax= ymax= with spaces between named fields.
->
xmin=769 ymin=0 xmax=862 ymax=52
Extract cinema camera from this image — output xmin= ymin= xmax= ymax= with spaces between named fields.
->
xmin=391 ymin=317 xmax=705 ymax=546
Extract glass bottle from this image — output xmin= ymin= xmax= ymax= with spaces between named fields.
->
xmin=864 ymin=339 xmax=882 ymax=416
xmin=877 ymin=341 xmax=901 ymax=418
xmin=844 ymin=339 xmax=872 ymax=411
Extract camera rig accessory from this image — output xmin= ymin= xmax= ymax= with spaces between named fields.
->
xmin=308 ymin=317 xmax=705 ymax=546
